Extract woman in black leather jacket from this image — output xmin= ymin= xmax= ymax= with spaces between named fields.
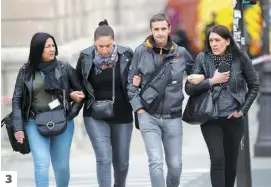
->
xmin=70 ymin=20 xmax=134 ymax=187
xmin=12 ymin=32 xmax=84 ymax=187
xmin=185 ymin=25 xmax=259 ymax=187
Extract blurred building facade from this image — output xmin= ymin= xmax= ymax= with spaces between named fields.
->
xmin=1 ymin=0 xmax=165 ymax=151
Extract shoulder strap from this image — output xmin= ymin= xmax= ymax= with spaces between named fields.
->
xmin=112 ymin=65 xmax=115 ymax=103
xmin=141 ymin=54 xmax=174 ymax=91
xmin=203 ymin=53 xmax=212 ymax=78
xmin=1 ymin=113 xmax=12 ymax=128
xmin=1 ymin=118 xmax=5 ymax=127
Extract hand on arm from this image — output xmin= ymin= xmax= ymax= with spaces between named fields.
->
xmin=70 ymin=91 xmax=85 ymax=102
xmin=209 ymin=70 xmax=230 ymax=86
xmin=187 ymin=74 xmax=205 ymax=85
xmin=137 ymin=108 xmax=145 ymax=114
xmin=126 ymin=47 xmax=144 ymax=112
xmin=133 ymin=74 xmax=142 ymax=87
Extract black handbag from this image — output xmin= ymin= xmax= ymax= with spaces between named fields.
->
xmin=36 ymin=90 xmax=68 ymax=137
xmin=182 ymin=89 xmax=218 ymax=124
xmin=91 ymin=66 xmax=115 ymax=120
xmin=36 ymin=109 xmax=67 ymax=136
xmin=1 ymin=112 xmax=31 ymax=154
xmin=183 ymin=53 xmax=230 ymax=124
xmin=139 ymin=58 xmax=173 ymax=114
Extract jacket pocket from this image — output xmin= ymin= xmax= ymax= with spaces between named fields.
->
xmin=235 ymin=70 xmax=244 ymax=80
xmin=141 ymin=86 xmax=159 ymax=104
xmin=234 ymin=70 xmax=247 ymax=93
xmin=164 ymin=82 xmax=184 ymax=113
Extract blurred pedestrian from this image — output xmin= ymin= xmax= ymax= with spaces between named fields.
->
xmin=172 ymin=21 xmax=196 ymax=59
xmin=204 ymin=12 xmax=217 ymax=37
xmin=204 ymin=12 xmax=217 ymax=48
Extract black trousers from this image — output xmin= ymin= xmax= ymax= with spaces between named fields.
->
xmin=201 ymin=117 xmax=244 ymax=187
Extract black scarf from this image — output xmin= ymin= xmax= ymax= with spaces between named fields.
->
xmin=37 ymin=58 xmax=61 ymax=93
xmin=208 ymin=52 xmax=233 ymax=69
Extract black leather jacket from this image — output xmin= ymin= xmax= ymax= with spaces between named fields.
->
xmin=185 ymin=52 xmax=259 ymax=115
xmin=76 ymin=45 xmax=133 ymax=112
xmin=12 ymin=61 xmax=84 ymax=132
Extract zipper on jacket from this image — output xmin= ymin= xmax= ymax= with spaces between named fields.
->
xmin=158 ymin=53 xmax=175 ymax=119
xmin=233 ymin=67 xmax=238 ymax=93
xmin=20 ymin=66 xmax=32 ymax=121
xmin=159 ymin=54 xmax=165 ymax=118
xmin=81 ymin=61 xmax=95 ymax=109
xmin=24 ymin=78 xmax=32 ymax=121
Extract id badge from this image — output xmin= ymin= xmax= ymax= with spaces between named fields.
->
xmin=48 ymin=99 xmax=60 ymax=110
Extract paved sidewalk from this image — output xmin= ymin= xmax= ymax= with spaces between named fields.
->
xmin=2 ymin=94 xmax=271 ymax=187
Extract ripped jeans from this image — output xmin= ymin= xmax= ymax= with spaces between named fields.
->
xmin=138 ymin=112 xmax=183 ymax=187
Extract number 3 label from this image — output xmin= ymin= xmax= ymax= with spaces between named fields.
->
xmin=1 ymin=171 xmax=17 ymax=187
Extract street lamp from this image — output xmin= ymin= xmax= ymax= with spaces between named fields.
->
xmin=233 ymin=1 xmax=261 ymax=187
xmin=254 ymin=62 xmax=271 ymax=157
xmin=254 ymin=0 xmax=271 ymax=157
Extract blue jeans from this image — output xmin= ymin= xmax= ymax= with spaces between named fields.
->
xmin=138 ymin=112 xmax=183 ymax=187
xmin=25 ymin=119 xmax=74 ymax=187
xmin=84 ymin=117 xmax=133 ymax=187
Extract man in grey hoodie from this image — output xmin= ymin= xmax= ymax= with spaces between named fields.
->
xmin=127 ymin=13 xmax=194 ymax=187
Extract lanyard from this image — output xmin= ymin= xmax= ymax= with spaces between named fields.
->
xmin=40 ymin=71 xmax=45 ymax=79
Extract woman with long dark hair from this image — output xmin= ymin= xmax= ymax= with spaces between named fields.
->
xmin=12 ymin=32 xmax=84 ymax=187
xmin=185 ymin=25 xmax=259 ymax=187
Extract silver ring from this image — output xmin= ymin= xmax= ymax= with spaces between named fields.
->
xmin=46 ymin=121 xmax=55 ymax=129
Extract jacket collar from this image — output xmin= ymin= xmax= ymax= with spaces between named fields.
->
xmin=144 ymin=35 xmax=175 ymax=55
xmin=81 ymin=45 xmax=130 ymax=79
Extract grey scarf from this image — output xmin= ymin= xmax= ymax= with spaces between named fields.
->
xmin=93 ymin=45 xmax=118 ymax=75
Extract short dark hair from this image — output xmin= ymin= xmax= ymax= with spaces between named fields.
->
xmin=150 ymin=13 xmax=170 ymax=28
xmin=204 ymin=24 xmax=243 ymax=58
xmin=94 ymin=19 xmax=114 ymax=41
